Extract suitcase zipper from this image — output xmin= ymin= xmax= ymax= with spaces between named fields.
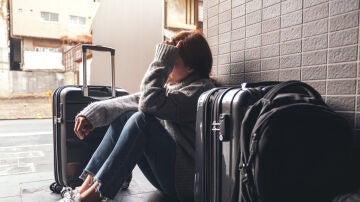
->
xmin=211 ymin=113 xmax=230 ymax=141
xmin=54 ymin=103 xmax=63 ymax=124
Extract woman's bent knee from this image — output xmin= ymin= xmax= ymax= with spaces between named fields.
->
xmin=130 ymin=111 xmax=149 ymax=123
xmin=110 ymin=111 xmax=137 ymax=127
xmin=107 ymin=111 xmax=137 ymax=138
xmin=129 ymin=111 xmax=160 ymax=129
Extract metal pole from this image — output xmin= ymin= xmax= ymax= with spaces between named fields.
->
xmin=82 ymin=49 xmax=88 ymax=97
xmin=111 ymin=54 xmax=116 ymax=97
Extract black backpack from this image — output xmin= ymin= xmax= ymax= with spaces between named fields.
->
xmin=232 ymin=80 xmax=354 ymax=202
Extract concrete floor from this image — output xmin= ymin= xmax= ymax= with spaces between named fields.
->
xmin=0 ymin=119 xmax=175 ymax=202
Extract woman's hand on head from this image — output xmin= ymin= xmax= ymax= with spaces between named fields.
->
xmin=74 ymin=116 xmax=93 ymax=140
xmin=163 ymin=39 xmax=182 ymax=48
xmin=164 ymin=40 xmax=173 ymax=46
xmin=175 ymin=40 xmax=183 ymax=48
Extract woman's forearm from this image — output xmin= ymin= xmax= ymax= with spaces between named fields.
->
xmin=77 ymin=93 xmax=140 ymax=128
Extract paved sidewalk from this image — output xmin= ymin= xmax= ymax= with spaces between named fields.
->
xmin=0 ymin=96 xmax=52 ymax=120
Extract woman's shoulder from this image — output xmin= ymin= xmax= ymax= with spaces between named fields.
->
xmin=192 ymin=77 xmax=216 ymax=88
xmin=177 ymin=78 xmax=215 ymax=96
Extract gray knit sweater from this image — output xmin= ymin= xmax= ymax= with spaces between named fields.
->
xmin=77 ymin=43 xmax=215 ymax=201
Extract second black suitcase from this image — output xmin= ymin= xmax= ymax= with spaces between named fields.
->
xmin=51 ymin=45 xmax=129 ymax=193
xmin=194 ymin=82 xmax=277 ymax=202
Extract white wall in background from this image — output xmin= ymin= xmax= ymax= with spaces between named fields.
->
xmin=90 ymin=0 xmax=163 ymax=93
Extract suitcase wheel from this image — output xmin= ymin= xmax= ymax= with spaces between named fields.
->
xmin=50 ymin=182 xmax=63 ymax=194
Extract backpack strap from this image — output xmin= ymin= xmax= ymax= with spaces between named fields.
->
xmin=231 ymin=98 xmax=266 ymax=202
xmin=263 ymin=80 xmax=323 ymax=101
xmin=231 ymin=94 xmax=258 ymax=202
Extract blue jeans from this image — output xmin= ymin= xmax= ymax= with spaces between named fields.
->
xmin=80 ymin=111 xmax=178 ymax=200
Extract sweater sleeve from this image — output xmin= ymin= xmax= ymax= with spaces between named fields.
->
xmin=139 ymin=43 xmax=178 ymax=92
xmin=76 ymin=92 xmax=140 ymax=128
xmin=138 ymin=43 xmax=178 ymax=119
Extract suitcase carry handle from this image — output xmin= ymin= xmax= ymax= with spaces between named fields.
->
xmin=81 ymin=44 xmax=116 ymax=98
xmin=82 ymin=44 xmax=115 ymax=55
xmin=264 ymin=80 xmax=323 ymax=101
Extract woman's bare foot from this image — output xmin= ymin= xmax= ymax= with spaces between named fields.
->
xmin=78 ymin=174 xmax=94 ymax=194
xmin=80 ymin=181 xmax=101 ymax=202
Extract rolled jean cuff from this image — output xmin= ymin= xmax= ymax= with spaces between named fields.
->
xmin=79 ymin=169 xmax=95 ymax=181
xmin=93 ymin=177 xmax=110 ymax=199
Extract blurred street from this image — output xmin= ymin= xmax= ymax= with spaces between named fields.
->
xmin=0 ymin=118 xmax=52 ymax=147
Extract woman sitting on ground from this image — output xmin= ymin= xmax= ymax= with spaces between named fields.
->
xmin=58 ymin=29 xmax=215 ymax=202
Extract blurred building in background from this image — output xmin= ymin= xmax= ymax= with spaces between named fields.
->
xmin=0 ymin=0 xmax=99 ymax=96
xmin=10 ymin=0 xmax=99 ymax=71
xmin=163 ymin=0 xmax=203 ymax=38
xmin=0 ymin=0 xmax=8 ymax=71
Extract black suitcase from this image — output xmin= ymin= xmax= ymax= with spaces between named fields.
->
xmin=194 ymin=82 xmax=278 ymax=202
xmin=50 ymin=45 xmax=129 ymax=193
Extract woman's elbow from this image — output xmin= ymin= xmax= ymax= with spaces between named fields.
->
xmin=138 ymin=102 xmax=155 ymax=114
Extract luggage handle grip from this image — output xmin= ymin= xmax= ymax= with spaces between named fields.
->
xmin=81 ymin=44 xmax=116 ymax=98
xmin=82 ymin=44 xmax=115 ymax=55
xmin=264 ymin=80 xmax=322 ymax=101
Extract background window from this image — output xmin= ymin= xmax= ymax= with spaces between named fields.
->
xmin=69 ymin=15 xmax=86 ymax=25
xmin=34 ymin=47 xmax=60 ymax=52
xmin=41 ymin=11 xmax=59 ymax=22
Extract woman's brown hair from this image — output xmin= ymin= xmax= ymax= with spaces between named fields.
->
xmin=170 ymin=30 xmax=213 ymax=78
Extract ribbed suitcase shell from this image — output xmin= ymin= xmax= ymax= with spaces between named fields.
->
xmin=52 ymin=86 xmax=128 ymax=188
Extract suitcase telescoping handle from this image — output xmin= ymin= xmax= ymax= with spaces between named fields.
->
xmin=81 ymin=44 xmax=116 ymax=98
